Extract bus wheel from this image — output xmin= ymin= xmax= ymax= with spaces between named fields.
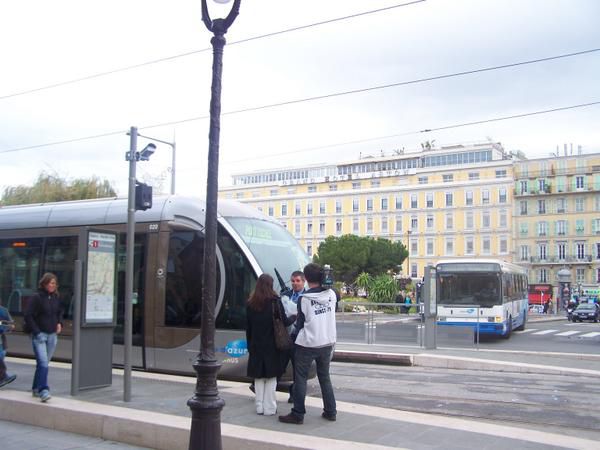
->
xmin=515 ymin=312 xmax=526 ymax=331
xmin=502 ymin=317 xmax=512 ymax=339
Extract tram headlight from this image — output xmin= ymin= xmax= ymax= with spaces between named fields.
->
xmin=495 ymin=316 xmax=503 ymax=322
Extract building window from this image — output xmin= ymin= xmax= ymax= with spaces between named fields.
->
xmin=577 ymin=242 xmax=586 ymax=259
xmin=352 ymin=182 xmax=361 ymax=190
xmin=366 ymin=198 xmax=373 ymax=212
xmin=268 ymin=206 xmax=274 ymax=216
xmin=482 ymin=211 xmax=490 ymax=228
xmin=465 ymin=191 xmax=473 ymax=206
xmin=597 ymin=242 xmax=600 ymax=259
xmin=308 ymin=186 xmax=317 ymax=193
xmin=381 ymin=198 xmax=388 ymax=211
xmin=395 ymin=217 xmax=402 ymax=232
xmin=395 ymin=196 xmax=403 ymax=209
xmin=520 ymin=201 xmax=528 ymax=215
xmin=352 ymin=199 xmax=359 ymax=213
xmin=597 ymin=268 xmax=600 ymax=283
xmin=499 ymin=236 xmax=508 ymax=254
xmin=446 ymin=213 xmax=454 ymax=230
xmin=557 ymin=198 xmax=566 ymax=213
xmin=319 ymin=220 xmax=326 ymax=234
xmin=576 ymin=268 xmax=585 ymax=283
xmin=576 ymin=176 xmax=584 ymax=189
xmin=426 ymin=239 xmax=434 ymax=256
xmin=576 ymin=197 xmax=585 ymax=212
xmin=418 ymin=176 xmax=428 ymax=184
xmin=445 ymin=238 xmax=454 ymax=256
xmin=294 ymin=221 xmax=301 ymax=236
xmin=520 ymin=180 xmax=528 ymax=194
xmin=307 ymin=202 xmax=313 ymax=215
xmin=426 ymin=214 xmax=434 ymax=230
xmin=538 ymin=221 xmax=548 ymax=236
xmin=496 ymin=169 xmax=507 ymax=178
xmin=469 ymin=172 xmax=479 ymax=181
xmin=411 ymin=240 xmax=418 ymax=256
xmin=411 ymin=264 xmax=418 ymax=279
xmin=499 ymin=188 xmax=507 ymax=203
xmin=539 ymin=269 xmax=548 ymax=283
xmin=538 ymin=179 xmax=546 ymax=192
xmin=411 ymin=194 xmax=418 ymax=208
xmin=329 ymin=184 xmax=337 ymax=191
xmin=236 ymin=192 xmax=244 ymax=199
xmin=520 ymin=245 xmax=529 ymax=261
xmin=576 ymin=219 xmax=585 ymax=234
xmin=411 ymin=216 xmax=418 ymax=230
xmin=499 ymin=210 xmax=507 ymax=228
xmin=443 ymin=174 xmax=453 ymax=183
xmin=295 ymin=203 xmax=301 ymax=215
xmin=466 ymin=211 xmax=474 ymax=229
xmin=465 ymin=236 xmax=474 ymax=255
xmin=307 ymin=222 xmax=313 ymax=234
xmin=281 ymin=204 xmax=288 ymax=216
xmin=482 ymin=190 xmax=490 ymax=204
xmin=371 ymin=180 xmax=380 ymax=188
xmin=319 ymin=201 xmax=326 ymax=214
xmin=538 ymin=243 xmax=547 ymax=260
xmin=353 ymin=218 xmax=359 ymax=233
xmin=307 ymin=242 xmax=313 ymax=256
xmin=381 ymin=217 xmax=388 ymax=233
xmin=445 ymin=192 xmax=453 ymax=207
xmin=482 ymin=237 xmax=491 ymax=255
xmin=557 ymin=220 xmax=567 ymax=236
xmin=557 ymin=242 xmax=566 ymax=260
xmin=336 ymin=200 xmax=342 ymax=214
xmin=426 ymin=193 xmax=434 ymax=208
xmin=538 ymin=200 xmax=546 ymax=214
xmin=520 ymin=222 xmax=528 ymax=236
xmin=367 ymin=217 xmax=373 ymax=234
xmin=270 ymin=189 xmax=279 ymax=196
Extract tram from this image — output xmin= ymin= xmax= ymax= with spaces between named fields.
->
xmin=0 ymin=196 xmax=310 ymax=379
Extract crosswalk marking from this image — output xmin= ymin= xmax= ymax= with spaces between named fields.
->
xmin=579 ymin=332 xmax=600 ymax=338
xmin=514 ymin=329 xmax=537 ymax=334
xmin=531 ymin=329 xmax=559 ymax=335
xmin=554 ymin=330 xmax=580 ymax=336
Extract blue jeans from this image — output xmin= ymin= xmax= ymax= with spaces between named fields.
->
xmin=31 ymin=332 xmax=57 ymax=393
xmin=291 ymin=345 xmax=336 ymax=418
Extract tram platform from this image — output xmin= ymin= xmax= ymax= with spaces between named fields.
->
xmin=1 ymin=353 xmax=598 ymax=450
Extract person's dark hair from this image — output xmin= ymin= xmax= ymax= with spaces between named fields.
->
xmin=39 ymin=272 xmax=59 ymax=294
xmin=248 ymin=273 xmax=278 ymax=311
xmin=303 ymin=263 xmax=322 ymax=284
xmin=291 ymin=270 xmax=305 ymax=280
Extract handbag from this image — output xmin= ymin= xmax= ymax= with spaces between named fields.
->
xmin=272 ymin=300 xmax=292 ymax=351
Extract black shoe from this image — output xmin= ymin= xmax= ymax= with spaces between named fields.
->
xmin=0 ymin=374 xmax=17 ymax=388
xmin=287 ymin=396 xmax=293 ymax=404
xmin=249 ymin=383 xmax=255 ymax=394
xmin=278 ymin=413 xmax=303 ymax=424
xmin=321 ymin=412 xmax=336 ymax=422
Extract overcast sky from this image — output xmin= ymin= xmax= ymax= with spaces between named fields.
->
xmin=1 ymin=0 xmax=599 ymax=197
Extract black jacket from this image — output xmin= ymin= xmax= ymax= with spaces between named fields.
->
xmin=245 ymin=297 xmax=293 ymax=379
xmin=24 ymin=289 xmax=63 ymax=335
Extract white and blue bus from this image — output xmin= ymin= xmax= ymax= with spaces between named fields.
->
xmin=435 ymin=259 xmax=528 ymax=338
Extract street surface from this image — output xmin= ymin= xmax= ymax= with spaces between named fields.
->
xmin=319 ymin=361 xmax=600 ymax=442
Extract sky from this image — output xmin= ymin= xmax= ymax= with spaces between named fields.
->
xmin=1 ymin=0 xmax=599 ymax=197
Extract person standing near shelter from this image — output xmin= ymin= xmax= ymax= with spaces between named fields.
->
xmin=0 ymin=303 xmax=17 ymax=388
xmin=246 ymin=274 xmax=295 ymax=416
xmin=24 ymin=273 xmax=63 ymax=402
xmin=281 ymin=270 xmax=305 ymax=403
xmin=279 ymin=263 xmax=337 ymax=424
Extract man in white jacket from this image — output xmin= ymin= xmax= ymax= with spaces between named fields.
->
xmin=279 ymin=263 xmax=337 ymax=425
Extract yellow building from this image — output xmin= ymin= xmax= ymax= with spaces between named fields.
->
xmin=220 ymin=142 xmax=515 ymax=280
xmin=513 ymin=152 xmax=600 ymax=292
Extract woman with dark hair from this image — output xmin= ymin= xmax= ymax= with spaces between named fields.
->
xmin=246 ymin=273 xmax=295 ymax=415
xmin=24 ymin=273 xmax=63 ymax=402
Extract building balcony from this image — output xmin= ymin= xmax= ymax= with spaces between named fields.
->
xmin=514 ymin=184 xmax=597 ymax=197
xmin=527 ymin=255 xmax=594 ymax=264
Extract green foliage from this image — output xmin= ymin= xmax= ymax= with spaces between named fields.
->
xmin=1 ymin=172 xmax=117 ymax=206
xmin=315 ymin=234 xmax=408 ymax=283
xmin=368 ymin=274 xmax=399 ymax=303
xmin=354 ymin=272 xmax=372 ymax=293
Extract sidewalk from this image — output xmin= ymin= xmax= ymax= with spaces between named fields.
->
xmin=1 ymin=355 xmax=598 ymax=450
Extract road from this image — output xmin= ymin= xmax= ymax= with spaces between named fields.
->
xmin=337 ymin=314 xmax=600 ymax=354
xmin=311 ymin=361 xmax=600 ymax=442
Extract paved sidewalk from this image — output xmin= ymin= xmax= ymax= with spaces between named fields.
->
xmin=1 ymin=356 xmax=598 ymax=450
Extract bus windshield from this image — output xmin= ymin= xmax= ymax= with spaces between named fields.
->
xmin=226 ymin=217 xmax=311 ymax=291
xmin=439 ymin=273 xmax=501 ymax=307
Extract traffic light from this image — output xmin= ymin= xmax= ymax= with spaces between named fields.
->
xmin=135 ymin=182 xmax=152 ymax=211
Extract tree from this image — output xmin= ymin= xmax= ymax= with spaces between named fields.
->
xmin=1 ymin=172 xmax=117 ymax=206
xmin=366 ymin=238 xmax=407 ymax=276
xmin=354 ymin=272 xmax=372 ymax=296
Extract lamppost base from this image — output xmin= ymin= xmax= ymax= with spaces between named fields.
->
xmin=187 ymin=358 xmax=225 ymax=449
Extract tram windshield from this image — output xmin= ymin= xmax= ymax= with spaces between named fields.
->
xmin=227 ymin=217 xmax=311 ymax=291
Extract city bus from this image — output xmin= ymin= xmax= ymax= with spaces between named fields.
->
xmin=0 ymin=196 xmax=310 ymax=379
xmin=436 ymin=259 xmax=528 ymax=338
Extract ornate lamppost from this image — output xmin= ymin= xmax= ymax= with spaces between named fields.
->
xmin=187 ymin=1 xmax=241 ymax=449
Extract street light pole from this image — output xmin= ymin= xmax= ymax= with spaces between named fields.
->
xmin=406 ymin=230 xmax=412 ymax=279
xmin=124 ymin=126 xmax=137 ymax=402
xmin=188 ymin=1 xmax=240 ymax=449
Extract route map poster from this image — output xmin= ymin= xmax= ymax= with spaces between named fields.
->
xmin=85 ymin=231 xmax=116 ymax=324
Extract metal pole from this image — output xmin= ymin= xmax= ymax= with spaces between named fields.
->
xmin=71 ymin=259 xmax=82 ymax=396
xmin=171 ymin=135 xmax=176 ymax=195
xmin=188 ymin=3 xmax=240 ymax=449
xmin=124 ymin=126 xmax=137 ymax=402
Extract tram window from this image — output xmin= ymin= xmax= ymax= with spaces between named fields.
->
xmin=0 ymin=238 xmax=43 ymax=316
xmin=165 ymin=231 xmax=204 ymax=327
xmin=43 ymin=236 xmax=77 ymax=320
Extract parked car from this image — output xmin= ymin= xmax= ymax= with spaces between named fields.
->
xmin=571 ymin=303 xmax=599 ymax=322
